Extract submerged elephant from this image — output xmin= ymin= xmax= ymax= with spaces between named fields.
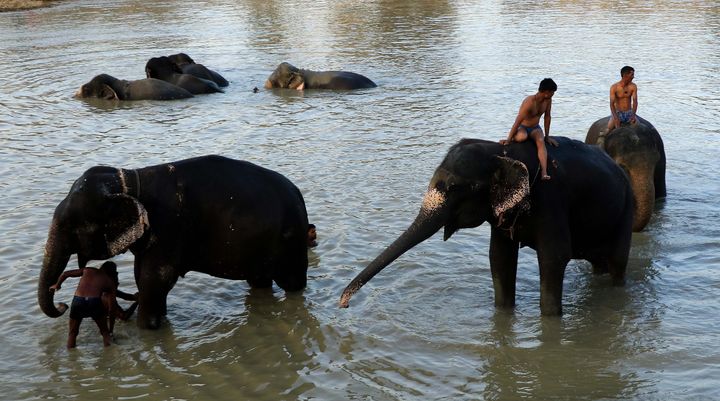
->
xmin=75 ymin=74 xmax=193 ymax=100
xmin=264 ymin=62 xmax=377 ymax=90
xmin=167 ymin=53 xmax=229 ymax=87
xmin=586 ymin=115 xmax=666 ymax=231
xmin=38 ymin=155 xmax=311 ymax=329
xmin=340 ymin=137 xmax=634 ymax=316
xmin=145 ymin=56 xmax=223 ymax=94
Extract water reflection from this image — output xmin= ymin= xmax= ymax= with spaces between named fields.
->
xmin=35 ymin=287 xmax=325 ymax=400
xmin=3 ymin=0 xmax=720 ymax=399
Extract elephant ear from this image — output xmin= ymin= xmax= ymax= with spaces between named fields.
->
xmin=102 ymin=193 xmax=149 ymax=256
xmin=288 ymin=73 xmax=305 ymax=90
xmin=100 ymin=84 xmax=119 ymax=100
xmin=490 ymin=156 xmax=531 ymax=226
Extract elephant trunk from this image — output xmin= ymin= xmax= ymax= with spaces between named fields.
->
xmin=339 ymin=201 xmax=449 ymax=308
xmin=628 ymin=167 xmax=655 ymax=232
xmin=37 ymin=220 xmax=72 ymax=318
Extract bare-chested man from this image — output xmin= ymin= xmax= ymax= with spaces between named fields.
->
xmin=49 ymin=261 xmax=137 ymax=348
xmin=500 ymin=78 xmax=559 ymax=180
xmin=607 ymin=66 xmax=637 ymax=133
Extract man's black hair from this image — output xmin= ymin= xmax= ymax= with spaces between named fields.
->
xmin=620 ymin=66 xmax=634 ymax=77
xmin=539 ymin=78 xmax=557 ymax=92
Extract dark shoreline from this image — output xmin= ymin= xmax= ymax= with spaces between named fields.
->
xmin=0 ymin=0 xmax=59 ymax=12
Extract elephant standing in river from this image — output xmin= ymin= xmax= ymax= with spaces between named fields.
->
xmin=39 ymin=156 xmax=311 ymax=329
xmin=340 ymin=137 xmax=634 ymax=316
xmin=586 ymin=115 xmax=666 ymax=231
xmin=264 ymin=62 xmax=377 ymax=90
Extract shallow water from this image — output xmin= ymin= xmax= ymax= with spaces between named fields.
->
xmin=1 ymin=1 xmax=719 ymax=400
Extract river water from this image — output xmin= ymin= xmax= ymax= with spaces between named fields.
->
xmin=1 ymin=1 xmax=719 ymax=400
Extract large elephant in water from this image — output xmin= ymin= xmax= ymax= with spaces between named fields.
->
xmin=38 ymin=156 xmax=311 ymax=329
xmin=340 ymin=137 xmax=634 ymax=316
xmin=264 ymin=62 xmax=377 ymax=90
xmin=586 ymin=115 xmax=666 ymax=231
xmin=75 ymin=74 xmax=193 ymax=100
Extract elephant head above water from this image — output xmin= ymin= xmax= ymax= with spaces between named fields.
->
xmin=586 ymin=115 xmax=667 ymax=231
xmin=39 ymin=156 xmax=311 ymax=329
xmin=340 ymin=137 xmax=634 ymax=316
xmin=264 ymin=62 xmax=377 ymax=90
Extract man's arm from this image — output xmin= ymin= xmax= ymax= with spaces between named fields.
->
xmin=609 ymin=84 xmax=619 ymax=123
xmin=49 ymin=268 xmax=84 ymax=292
xmin=544 ymin=100 xmax=559 ymax=146
xmin=116 ymin=289 xmax=138 ymax=302
xmin=544 ymin=99 xmax=552 ymax=137
xmin=631 ymin=84 xmax=638 ymax=120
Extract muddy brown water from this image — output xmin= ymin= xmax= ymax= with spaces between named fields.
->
xmin=1 ymin=1 xmax=719 ymax=400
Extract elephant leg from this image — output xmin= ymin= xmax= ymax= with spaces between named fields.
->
xmin=607 ymin=231 xmax=631 ymax=287
xmin=489 ymin=228 xmax=519 ymax=309
xmin=590 ymin=258 xmax=609 ymax=275
xmin=134 ymin=254 xmax=178 ymax=329
xmin=654 ymin=155 xmax=667 ymax=199
xmin=247 ymin=277 xmax=273 ymax=288
xmin=273 ymin=242 xmax=308 ymax=292
xmin=535 ymin=226 xmax=572 ymax=316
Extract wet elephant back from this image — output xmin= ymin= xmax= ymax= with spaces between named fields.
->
xmin=306 ymin=70 xmax=377 ymax=89
xmin=126 ymin=78 xmax=193 ymax=100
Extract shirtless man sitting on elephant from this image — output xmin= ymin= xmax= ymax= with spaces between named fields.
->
xmin=49 ymin=261 xmax=137 ymax=348
xmin=500 ymin=78 xmax=559 ymax=180
xmin=607 ymin=66 xmax=638 ymax=133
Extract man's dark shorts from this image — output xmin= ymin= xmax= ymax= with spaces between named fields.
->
xmin=69 ymin=296 xmax=104 ymax=320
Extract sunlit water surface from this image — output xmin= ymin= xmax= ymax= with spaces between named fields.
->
xmin=1 ymin=1 xmax=719 ymax=400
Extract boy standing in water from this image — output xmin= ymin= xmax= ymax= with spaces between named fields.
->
xmin=49 ymin=261 xmax=137 ymax=348
xmin=500 ymin=78 xmax=559 ymax=180
xmin=607 ymin=65 xmax=638 ymax=132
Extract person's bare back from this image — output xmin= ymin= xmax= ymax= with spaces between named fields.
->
xmin=72 ymin=268 xmax=115 ymax=298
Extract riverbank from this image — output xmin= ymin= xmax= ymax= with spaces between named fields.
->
xmin=0 ymin=0 xmax=58 ymax=11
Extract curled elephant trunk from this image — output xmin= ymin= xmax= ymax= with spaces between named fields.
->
xmin=339 ymin=201 xmax=449 ymax=308
xmin=37 ymin=220 xmax=72 ymax=317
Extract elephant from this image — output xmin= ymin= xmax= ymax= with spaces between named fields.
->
xmin=586 ymin=115 xmax=666 ymax=231
xmin=145 ymin=56 xmax=223 ymax=95
xmin=38 ymin=155 xmax=311 ymax=329
xmin=75 ymin=74 xmax=193 ymax=100
xmin=167 ymin=53 xmax=229 ymax=87
xmin=340 ymin=137 xmax=634 ymax=316
xmin=264 ymin=62 xmax=377 ymax=90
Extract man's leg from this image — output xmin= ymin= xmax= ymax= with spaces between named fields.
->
xmin=67 ymin=318 xmax=81 ymax=348
xmin=102 ymin=293 xmax=117 ymax=335
xmin=512 ymin=128 xmax=529 ymax=143
xmin=92 ymin=315 xmax=112 ymax=347
xmin=607 ymin=116 xmax=617 ymax=133
xmin=530 ymin=129 xmax=550 ymax=180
